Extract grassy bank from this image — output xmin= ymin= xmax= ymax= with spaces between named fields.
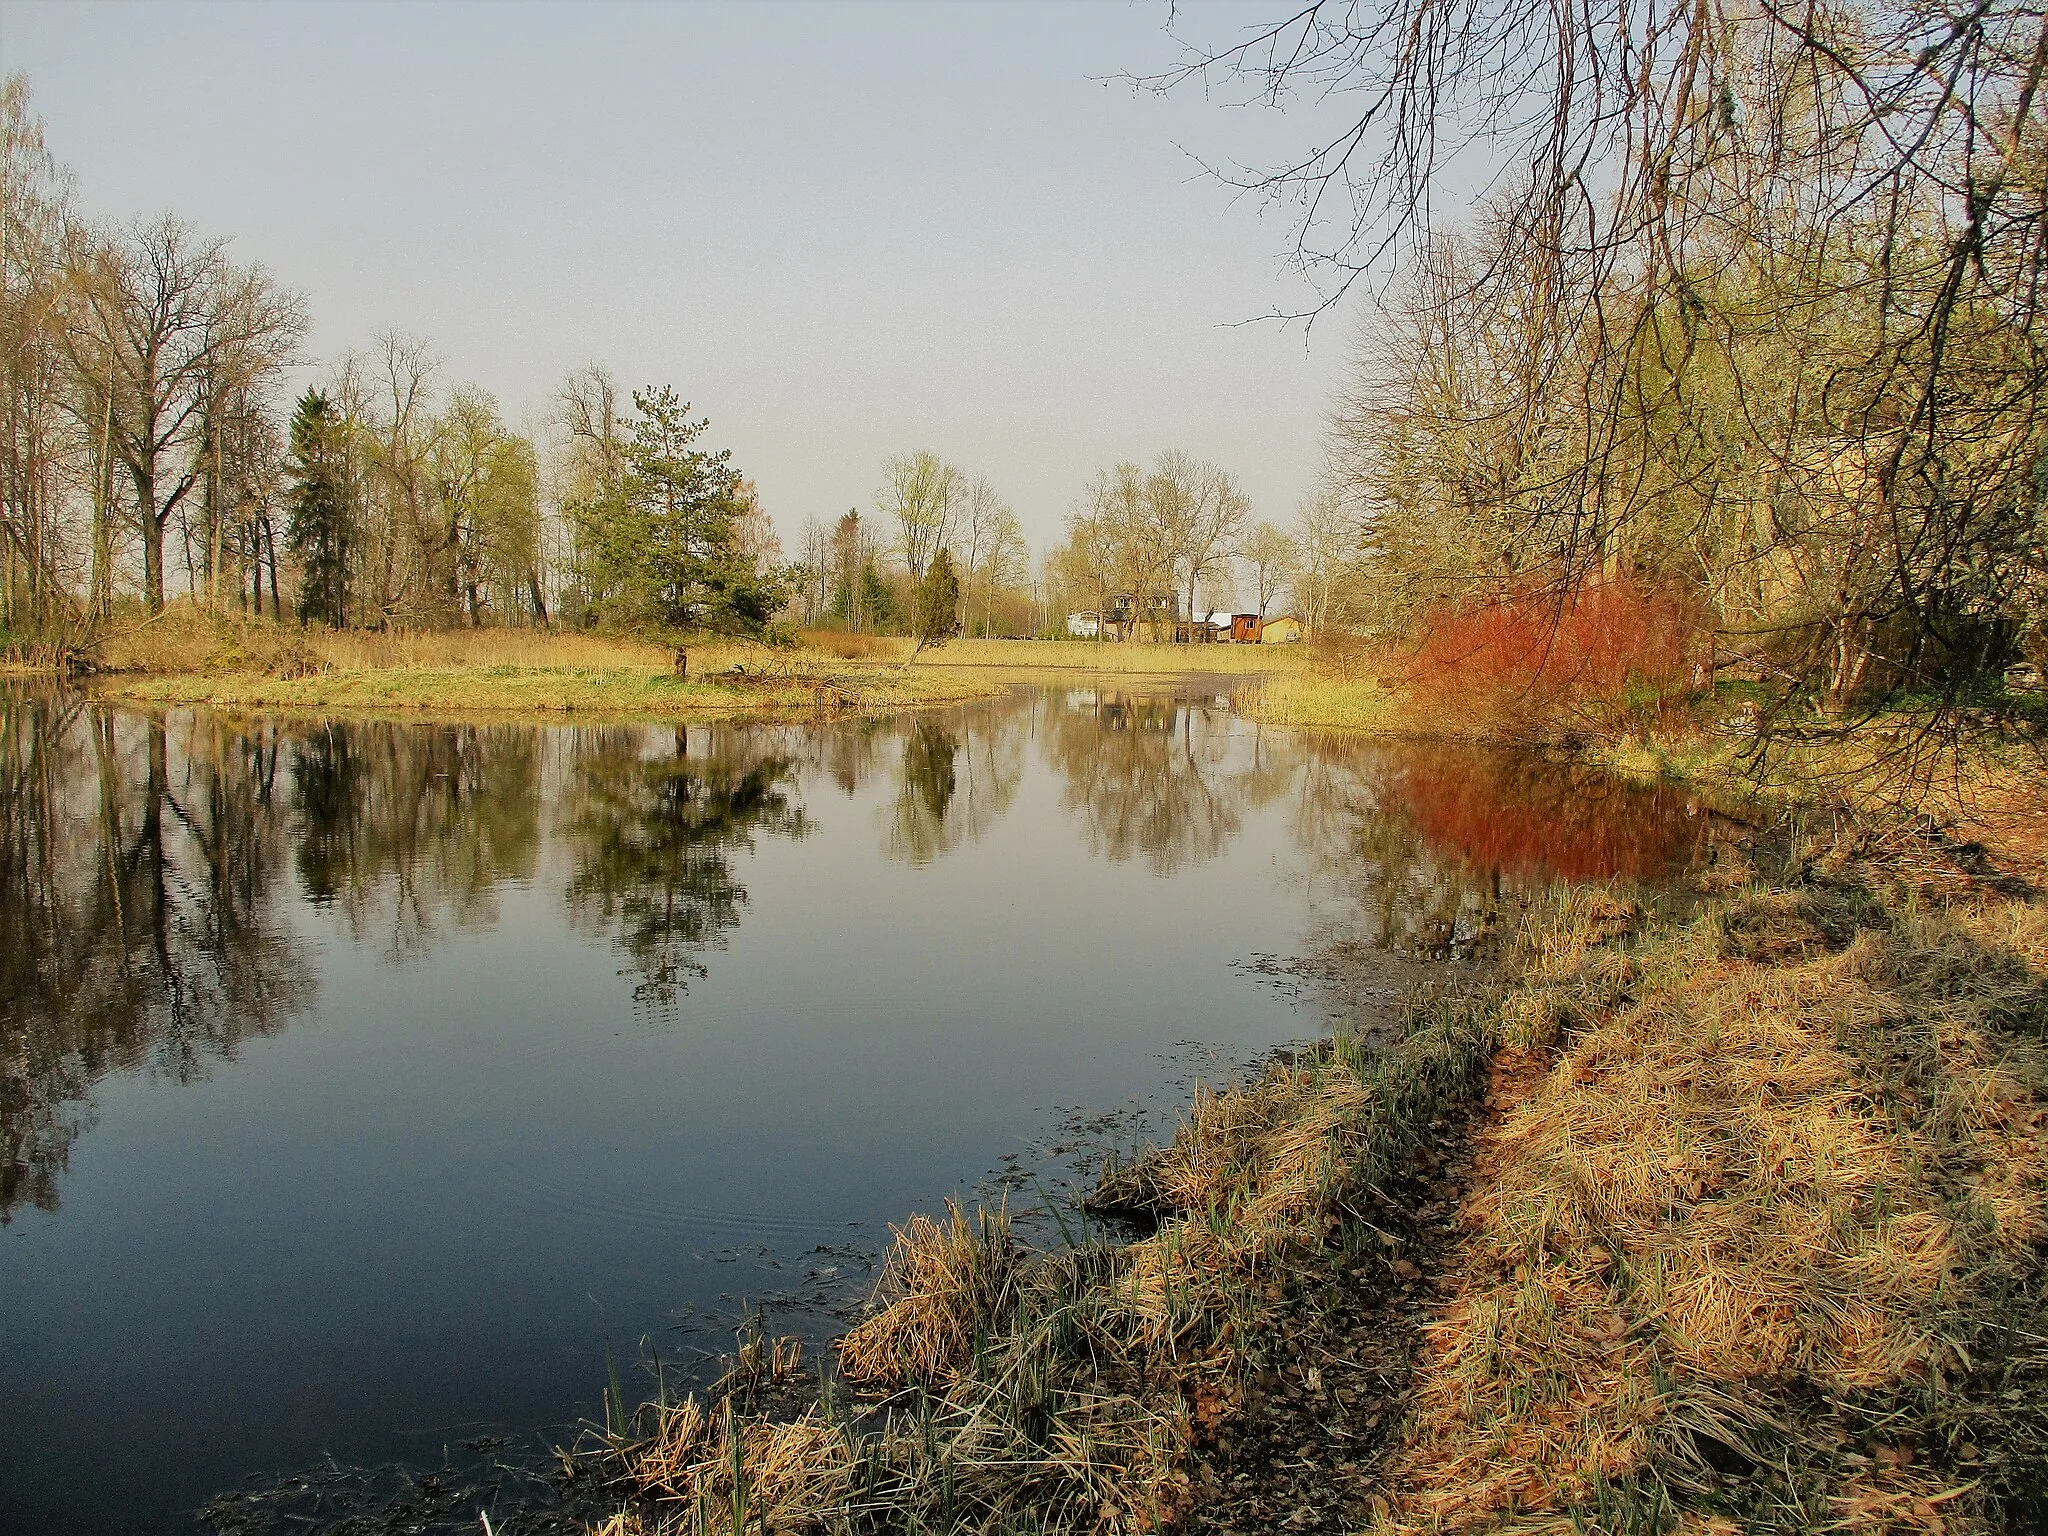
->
xmin=99 ymin=657 xmax=996 ymax=722
xmin=75 ymin=613 xmax=1003 ymax=721
xmin=585 ymin=944 xmax=1498 ymax=1536
xmin=583 ymin=847 xmax=2047 ymax=1534
xmin=1595 ymin=723 xmax=2048 ymax=882
xmin=804 ymin=633 xmax=1315 ymax=676
xmin=61 ymin=612 xmax=1340 ymax=721
xmin=1237 ymin=668 xmax=1403 ymax=732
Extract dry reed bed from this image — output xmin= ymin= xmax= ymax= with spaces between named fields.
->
xmin=1376 ymin=883 xmax=2048 ymax=1534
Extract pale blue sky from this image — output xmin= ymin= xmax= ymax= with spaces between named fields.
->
xmin=2 ymin=1 xmax=1373 ymax=558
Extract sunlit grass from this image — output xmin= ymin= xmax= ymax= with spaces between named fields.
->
xmin=1384 ymin=878 xmax=2048 ymax=1533
xmin=89 ymin=605 xmax=1002 ymax=720
xmin=1236 ymin=669 xmax=1404 ymax=731
xmin=907 ymin=636 xmax=1312 ymax=674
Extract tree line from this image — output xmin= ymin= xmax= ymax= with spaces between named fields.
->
xmin=1040 ymin=452 xmax=1343 ymax=641
xmin=0 ymin=74 xmax=810 ymax=647
xmin=2 ymin=75 xmax=1334 ymax=656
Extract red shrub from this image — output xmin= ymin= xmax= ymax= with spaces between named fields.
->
xmin=1406 ymin=581 xmax=1699 ymax=739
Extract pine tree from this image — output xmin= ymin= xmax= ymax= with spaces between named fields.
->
xmin=569 ymin=386 xmax=785 ymax=634
xmin=285 ymin=390 xmax=352 ymax=627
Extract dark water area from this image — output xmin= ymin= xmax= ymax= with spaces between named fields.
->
xmin=0 ymin=683 xmax=1731 ymax=1534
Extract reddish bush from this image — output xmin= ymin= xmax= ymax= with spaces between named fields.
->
xmin=1405 ymin=581 xmax=1699 ymax=739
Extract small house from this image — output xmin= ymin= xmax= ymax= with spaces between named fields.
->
xmin=1066 ymin=611 xmax=1101 ymax=639
xmin=1258 ymin=615 xmax=1305 ymax=644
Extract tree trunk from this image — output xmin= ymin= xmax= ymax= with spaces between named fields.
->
xmin=138 ymin=465 xmax=167 ymax=615
xmin=264 ymin=516 xmax=282 ymax=620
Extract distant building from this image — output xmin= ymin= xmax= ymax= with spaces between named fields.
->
xmin=1258 ymin=615 xmax=1305 ymax=644
xmin=1228 ymin=613 xmax=1262 ymax=644
xmin=1105 ymin=592 xmax=1179 ymax=637
xmin=1065 ymin=611 xmax=1101 ymax=639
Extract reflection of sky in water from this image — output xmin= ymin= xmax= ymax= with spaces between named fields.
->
xmin=0 ymin=685 xmax=1720 ymax=1534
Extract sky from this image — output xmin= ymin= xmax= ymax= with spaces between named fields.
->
xmin=1 ymin=0 xmax=1379 ymax=564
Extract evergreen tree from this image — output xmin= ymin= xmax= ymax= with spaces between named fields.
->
xmin=285 ymin=389 xmax=353 ymax=627
xmin=859 ymin=559 xmax=898 ymax=632
xmin=912 ymin=547 xmax=962 ymax=652
xmin=569 ymin=386 xmax=786 ymax=634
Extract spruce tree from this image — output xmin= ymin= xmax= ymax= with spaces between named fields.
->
xmin=285 ymin=390 xmax=352 ymax=627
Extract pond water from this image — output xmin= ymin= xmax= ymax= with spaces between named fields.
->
xmin=0 ymin=682 xmax=1727 ymax=1534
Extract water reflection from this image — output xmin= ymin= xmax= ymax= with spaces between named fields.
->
xmin=883 ymin=714 xmax=1025 ymax=866
xmin=1 ymin=681 xmax=1752 ymax=1536
xmin=1 ymin=696 xmax=312 ymax=1220
xmin=0 ymin=683 xmax=1727 ymax=1226
xmin=1284 ymin=736 xmax=1721 ymax=1034
xmin=292 ymin=722 xmax=544 ymax=959
xmin=563 ymin=727 xmax=809 ymax=1009
xmin=1041 ymin=690 xmax=1268 ymax=875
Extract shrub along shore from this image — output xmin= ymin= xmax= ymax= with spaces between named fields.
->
xmin=579 ymin=818 xmax=2047 ymax=1535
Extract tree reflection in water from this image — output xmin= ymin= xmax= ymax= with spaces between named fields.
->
xmin=0 ymin=684 xmax=1729 ymax=1222
xmin=1040 ymin=688 xmax=1275 ymax=875
xmin=291 ymin=721 xmax=544 ymax=960
xmin=882 ymin=711 xmax=1025 ymax=866
xmin=0 ymin=692 xmax=311 ymax=1220
xmin=1290 ymin=734 xmax=1722 ymax=968
xmin=562 ymin=726 xmax=810 ymax=1010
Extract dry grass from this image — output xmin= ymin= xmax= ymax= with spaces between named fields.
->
xmin=1377 ymin=882 xmax=2048 ymax=1534
xmin=586 ymin=843 xmax=2047 ymax=1535
xmin=911 ymin=637 xmax=1310 ymax=675
xmin=837 ymin=1200 xmax=1023 ymax=1387
xmin=81 ymin=606 xmax=1002 ymax=721
xmin=1594 ymin=721 xmax=2048 ymax=884
xmin=1228 ymin=636 xmax=1422 ymax=733
xmin=1237 ymin=670 xmax=1404 ymax=732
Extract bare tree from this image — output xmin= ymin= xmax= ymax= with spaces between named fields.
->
xmin=879 ymin=450 xmax=961 ymax=583
xmin=62 ymin=215 xmax=301 ymax=615
xmin=1240 ymin=521 xmax=1297 ymax=622
xmin=1160 ymin=0 xmax=2048 ymax=728
xmin=0 ymin=74 xmax=77 ymax=642
xmin=1155 ymin=450 xmax=1251 ymax=642
xmin=1055 ymin=505 xmax=1118 ymax=641
xmin=1289 ymin=488 xmax=1351 ymax=633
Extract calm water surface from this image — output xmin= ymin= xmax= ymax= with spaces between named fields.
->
xmin=0 ymin=683 xmax=1721 ymax=1533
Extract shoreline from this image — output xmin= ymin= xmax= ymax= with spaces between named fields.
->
xmin=79 ymin=660 xmax=1008 ymax=724
xmin=582 ymin=827 xmax=2047 ymax=1535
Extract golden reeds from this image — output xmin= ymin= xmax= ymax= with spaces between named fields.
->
xmin=837 ymin=1199 xmax=1021 ymax=1388
xmin=1377 ymin=883 xmax=2048 ymax=1533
